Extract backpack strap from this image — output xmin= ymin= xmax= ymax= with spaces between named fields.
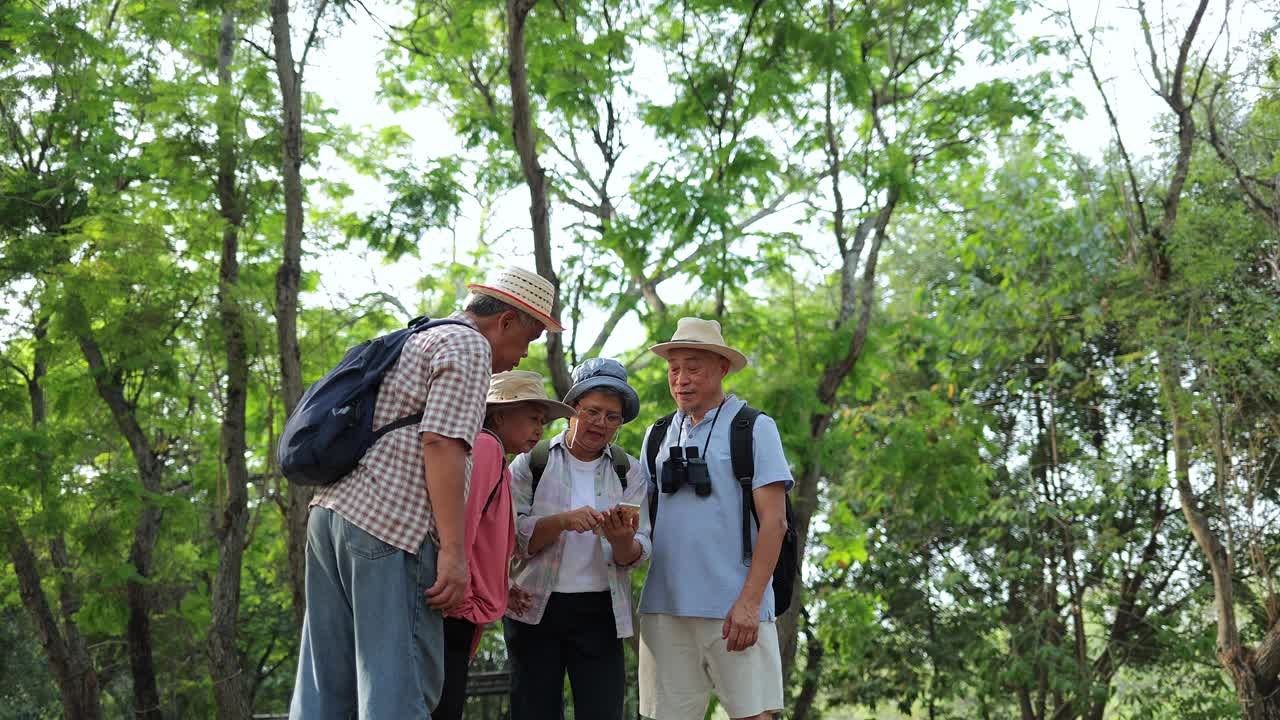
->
xmin=530 ymin=439 xmax=629 ymax=502
xmin=478 ymin=429 xmax=508 ymax=515
xmin=609 ymin=444 xmax=629 ymax=489
xmin=731 ymin=404 xmax=762 ymax=566
xmin=372 ymin=318 xmax=476 ymax=439
xmin=645 ymin=414 xmax=675 ymax=531
xmin=529 ymin=439 xmax=551 ymax=500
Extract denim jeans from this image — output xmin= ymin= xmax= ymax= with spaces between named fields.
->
xmin=289 ymin=507 xmax=444 ymax=720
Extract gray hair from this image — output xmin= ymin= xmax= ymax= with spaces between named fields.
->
xmin=465 ymin=294 xmax=541 ymax=328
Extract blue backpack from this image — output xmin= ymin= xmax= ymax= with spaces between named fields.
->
xmin=278 ymin=316 xmax=473 ymax=486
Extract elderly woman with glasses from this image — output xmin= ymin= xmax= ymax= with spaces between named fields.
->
xmin=504 ymin=358 xmax=649 ymax=720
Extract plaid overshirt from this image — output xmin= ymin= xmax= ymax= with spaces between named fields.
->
xmin=506 ymin=431 xmax=651 ymax=638
xmin=311 ymin=316 xmax=492 ymax=554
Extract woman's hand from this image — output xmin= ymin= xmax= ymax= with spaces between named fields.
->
xmin=600 ymin=506 xmax=642 ymax=566
xmin=507 ymin=585 xmax=534 ymax=616
xmin=599 ymin=506 xmax=637 ymax=545
xmin=559 ymin=505 xmax=604 ymax=533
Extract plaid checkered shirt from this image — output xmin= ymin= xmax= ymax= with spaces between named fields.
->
xmin=311 ymin=316 xmax=492 ymax=554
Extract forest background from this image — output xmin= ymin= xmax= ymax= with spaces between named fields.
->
xmin=1 ymin=0 xmax=1278 ymax=718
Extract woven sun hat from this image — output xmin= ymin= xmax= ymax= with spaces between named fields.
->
xmin=562 ymin=358 xmax=641 ymax=424
xmin=486 ymin=370 xmax=575 ymax=421
xmin=467 ymin=266 xmax=563 ymax=332
xmin=648 ymin=317 xmax=748 ymax=374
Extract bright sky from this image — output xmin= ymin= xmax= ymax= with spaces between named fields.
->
xmin=295 ymin=0 xmax=1267 ymax=358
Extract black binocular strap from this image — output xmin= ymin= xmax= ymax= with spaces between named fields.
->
xmin=730 ymin=405 xmax=762 ymax=567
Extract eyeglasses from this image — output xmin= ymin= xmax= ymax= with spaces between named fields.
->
xmin=579 ymin=407 xmax=625 ymax=428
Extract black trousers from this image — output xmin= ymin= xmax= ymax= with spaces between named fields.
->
xmin=503 ymin=591 xmax=624 ymax=720
xmin=433 ymin=617 xmax=477 ymax=720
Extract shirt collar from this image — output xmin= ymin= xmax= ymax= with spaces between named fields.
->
xmin=448 ymin=312 xmax=480 ymax=330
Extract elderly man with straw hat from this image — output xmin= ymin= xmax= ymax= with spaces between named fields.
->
xmin=291 ymin=267 xmax=561 ymax=720
xmin=636 ymin=318 xmax=793 ymax=720
xmin=434 ymin=370 xmax=573 ymax=720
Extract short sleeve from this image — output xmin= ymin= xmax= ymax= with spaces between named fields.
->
xmin=750 ymin=415 xmax=793 ymax=492
xmin=417 ymin=331 xmax=491 ymax=448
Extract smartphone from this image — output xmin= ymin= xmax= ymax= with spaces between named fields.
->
xmin=594 ymin=502 xmax=642 ymax=535
xmin=615 ymin=502 xmax=642 ymax=524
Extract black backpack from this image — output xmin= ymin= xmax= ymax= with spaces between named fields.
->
xmin=645 ymin=404 xmax=799 ymax=615
xmin=528 ymin=440 xmax=630 ymax=496
xmin=277 ymin=316 xmax=472 ymax=486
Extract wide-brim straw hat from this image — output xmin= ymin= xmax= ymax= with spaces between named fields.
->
xmin=467 ymin=266 xmax=563 ymax=332
xmin=562 ymin=357 xmax=641 ymax=423
xmin=486 ymin=370 xmax=575 ymax=420
xmin=648 ymin=317 xmax=748 ymax=374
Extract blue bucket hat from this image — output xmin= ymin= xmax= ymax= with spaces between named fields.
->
xmin=562 ymin=357 xmax=641 ymax=423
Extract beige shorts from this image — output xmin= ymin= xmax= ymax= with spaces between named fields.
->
xmin=638 ymin=613 xmax=784 ymax=720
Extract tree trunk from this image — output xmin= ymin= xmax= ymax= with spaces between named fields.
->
xmin=2 ymin=319 xmax=103 ymax=719
xmin=2 ymin=513 xmax=103 ymax=720
xmin=75 ymin=322 xmax=165 ymax=720
xmin=780 ymin=192 xmax=897 ymax=679
xmin=1157 ymin=351 xmax=1280 ymax=719
xmin=125 ymin=510 xmax=164 ymax=720
xmin=506 ymin=0 xmax=571 ymax=397
xmin=270 ymin=0 xmax=310 ymax=630
xmin=790 ymin=613 xmax=824 ymax=720
xmin=207 ymin=10 xmax=252 ymax=719
xmin=1221 ymin=645 xmax=1280 ymax=720
xmin=1075 ymin=0 xmax=1278 ymax=713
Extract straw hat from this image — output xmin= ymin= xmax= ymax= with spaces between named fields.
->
xmin=648 ymin=317 xmax=748 ymax=373
xmin=486 ymin=371 xmax=574 ymax=420
xmin=467 ymin=266 xmax=563 ymax=332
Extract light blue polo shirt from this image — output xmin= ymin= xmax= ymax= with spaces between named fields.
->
xmin=637 ymin=394 xmax=793 ymax=621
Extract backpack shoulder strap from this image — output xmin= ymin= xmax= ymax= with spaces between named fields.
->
xmin=478 ymin=429 xmax=508 ymax=515
xmin=645 ymin=414 xmax=675 ymax=531
xmin=608 ymin=445 xmax=630 ymax=489
xmin=731 ymin=404 xmax=762 ymax=566
xmin=371 ymin=318 xmax=478 ymax=440
xmin=529 ymin=440 xmax=551 ymax=500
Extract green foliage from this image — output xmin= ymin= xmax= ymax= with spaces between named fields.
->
xmin=2 ymin=1 xmax=1276 ymax=718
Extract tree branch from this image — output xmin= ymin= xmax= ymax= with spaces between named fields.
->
xmin=298 ymin=0 xmax=331 ymax=76
xmin=1066 ymin=3 xmax=1151 ymax=237
xmin=241 ymin=36 xmax=276 ymax=63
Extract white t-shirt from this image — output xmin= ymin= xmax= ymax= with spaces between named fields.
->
xmin=554 ymin=454 xmax=610 ymax=593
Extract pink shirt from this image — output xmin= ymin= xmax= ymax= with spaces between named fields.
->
xmin=447 ymin=430 xmax=516 ymax=655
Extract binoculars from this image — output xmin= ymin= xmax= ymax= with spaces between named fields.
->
xmin=660 ymin=446 xmax=711 ymax=497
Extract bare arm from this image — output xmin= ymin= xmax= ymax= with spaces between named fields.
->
xmin=422 ymin=433 xmax=468 ymax=552
xmin=724 ymin=482 xmax=787 ymax=651
xmin=740 ymin=483 xmax=787 ymax=604
xmin=422 ymin=432 xmax=469 ymax=610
